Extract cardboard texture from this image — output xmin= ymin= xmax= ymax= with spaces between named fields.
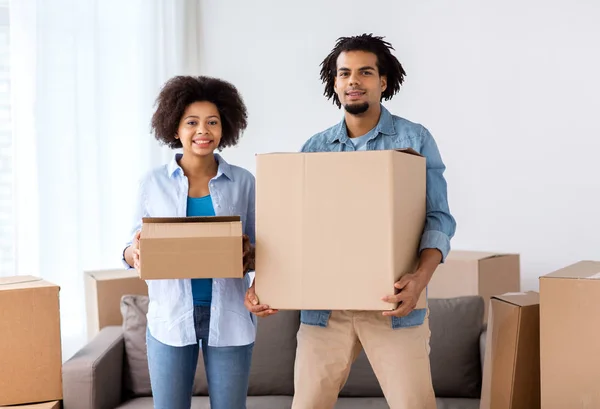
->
xmin=139 ymin=216 xmax=243 ymax=279
xmin=85 ymin=269 xmax=148 ymax=339
xmin=428 ymin=250 xmax=520 ymax=321
xmin=1 ymin=401 xmax=61 ymax=409
xmin=255 ymin=150 xmax=427 ymax=310
xmin=0 ymin=277 xmax=62 ymax=406
xmin=480 ymin=292 xmax=540 ymax=409
xmin=540 ymin=260 xmax=600 ymax=409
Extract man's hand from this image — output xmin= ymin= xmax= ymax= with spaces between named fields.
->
xmin=382 ymin=248 xmax=443 ymax=317
xmin=382 ymin=272 xmax=428 ymax=317
xmin=244 ymin=282 xmax=278 ymax=318
xmin=242 ymin=234 xmax=255 ymax=275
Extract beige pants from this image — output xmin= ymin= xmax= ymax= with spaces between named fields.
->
xmin=291 ymin=310 xmax=436 ymax=409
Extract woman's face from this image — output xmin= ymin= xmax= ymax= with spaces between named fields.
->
xmin=176 ymin=101 xmax=223 ymax=157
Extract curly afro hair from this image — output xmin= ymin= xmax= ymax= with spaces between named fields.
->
xmin=151 ymin=75 xmax=248 ymax=150
xmin=320 ymin=33 xmax=406 ymax=108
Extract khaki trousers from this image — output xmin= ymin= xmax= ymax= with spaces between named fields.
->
xmin=291 ymin=310 xmax=436 ymax=409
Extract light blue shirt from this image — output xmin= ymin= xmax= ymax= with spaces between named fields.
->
xmin=123 ymin=153 xmax=256 ymax=347
xmin=300 ymin=104 xmax=456 ymax=330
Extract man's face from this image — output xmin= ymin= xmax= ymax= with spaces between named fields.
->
xmin=334 ymin=50 xmax=387 ymax=115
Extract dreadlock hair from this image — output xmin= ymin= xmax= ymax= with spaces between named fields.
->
xmin=319 ymin=33 xmax=406 ymax=108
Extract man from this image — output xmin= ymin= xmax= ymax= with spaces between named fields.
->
xmin=246 ymin=33 xmax=456 ymax=409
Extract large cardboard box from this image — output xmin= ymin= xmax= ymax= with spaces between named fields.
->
xmin=1 ymin=401 xmax=61 ymax=408
xmin=0 ymin=277 xmax=62 ymax=406
xmin=540 ymin=260 xmax=600 ymax=408
xmin=255 ymin=150 xmax=427 ymax=310
xmin=139 ymin=216 xmax=243 ymax=279
xmin=480 ymin=292 xmax=540 ymax=409
xmin=428 ymin=250 xmax=520 ymax=321
xmin=85 ymin=269 xmax=148 ymax=339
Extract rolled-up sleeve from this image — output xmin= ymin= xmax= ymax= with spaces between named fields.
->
xmin=418 ymin=127 xmax=456 ymax=262
xmin=121 ymin=178 xmax=147 ymax=269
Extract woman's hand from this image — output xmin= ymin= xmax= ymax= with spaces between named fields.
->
xmin=124 ymin=230 xmax=141 ymax=270
xmin=242 ymin=234 xmax=255 ymax=275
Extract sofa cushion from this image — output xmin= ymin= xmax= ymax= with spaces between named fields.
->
xmin=120 ymin=295 xmax=207 ymax=397
xmin=429 ymin=296 xmax=484 ymax=398
xmin=247 ymin=310 xmax=300 ymax=395
xmin=340 ymin=296 xmax=484 ymax=398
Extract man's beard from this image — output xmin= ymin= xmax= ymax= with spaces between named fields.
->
xmin=344 ymin=102 xmax=370 ymax=115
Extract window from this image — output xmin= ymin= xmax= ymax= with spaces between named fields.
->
xmin=0 ymin=0 xmax=13 ymax=277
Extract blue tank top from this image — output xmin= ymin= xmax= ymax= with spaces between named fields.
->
xmin=187 ymin=195 xmax=215 ymax=306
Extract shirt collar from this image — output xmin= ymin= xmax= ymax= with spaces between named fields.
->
xmin=168 ymin=153 xmax=234 ymax=181
xmin=327 ymin=104 xmax=396 ymax=143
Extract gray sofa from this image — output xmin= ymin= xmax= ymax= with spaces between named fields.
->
xmin=63 ymin=295 xmax=486 ymax=409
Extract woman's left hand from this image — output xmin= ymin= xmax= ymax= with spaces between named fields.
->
xmin=242 ymin=234 xmax=255 ymax=275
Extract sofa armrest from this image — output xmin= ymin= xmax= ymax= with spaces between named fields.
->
xmin=63 ymin=326 xmax=124 ymax=409
xmin=479 ymin=323 xmax=487 ymax=374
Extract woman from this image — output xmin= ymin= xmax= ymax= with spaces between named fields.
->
xmin=123 ymin=75 xmax=256 ymax=409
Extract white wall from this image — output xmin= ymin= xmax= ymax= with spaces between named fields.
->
xmin=198 ymin=0 xmax=600 ymax=291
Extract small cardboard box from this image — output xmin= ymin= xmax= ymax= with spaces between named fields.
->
xmin=1 ymin=401 xmax=61 ymax=409
xmin=85 ymin=269 xmax=148 ymax=339
xmin=428 ymin=250 xmax=520 ymax=321
xmin=0 ymin=277 xmax=62 ymax=406
xmin=139 ymin=216 xmax=243 ymax=279
xmin=480 ymin=292 xmax=540 ymax=409
xmin=539 ymin=260 xmax=600 ymax=409
xmin=255 ymin=150 xmax=427 ymax=310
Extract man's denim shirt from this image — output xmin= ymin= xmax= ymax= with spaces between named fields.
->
xmin=300 ymin=105 xmax=456 ymax=329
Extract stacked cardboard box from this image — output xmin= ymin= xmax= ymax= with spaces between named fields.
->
xmin=85 ymin=269 xmax=148 ymax=339
xmin=539 ymin=260 xmax=600 ymax=409
xmin=0 ymin=276 xmax=62 ymax=407
xmin=428 ymin=250 xmax=521 ymax=321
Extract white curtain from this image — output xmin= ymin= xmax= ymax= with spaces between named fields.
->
xmin=10 ymin=0 xmax=201 ymax=360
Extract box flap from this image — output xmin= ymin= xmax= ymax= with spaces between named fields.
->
xmin=492 ymin=291 xmax=540 ymax=307
xmin=446 ymin=250 xmax=512 ymax=261
xmin=142 ymin=216 xmax=240 ymax=224
xmin=0 ymin=276 xmax=58 ymax=291
xmin=395 ymin=147 xmax=423 ymax=157
xmin=540 ymin=260 xmax=600 ymax=280
xmin=86 ymin=269 xmax=140 ymax=281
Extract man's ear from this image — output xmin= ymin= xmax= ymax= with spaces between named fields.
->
xmin=381 ymin=75 xmax=387 ymax=93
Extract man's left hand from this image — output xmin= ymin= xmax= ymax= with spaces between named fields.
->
xmin=382 ymin=272 xmax=427 ymax=317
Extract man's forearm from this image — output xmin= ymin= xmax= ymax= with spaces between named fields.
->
xmin=415 ymin=248 xmax=443 ymax=285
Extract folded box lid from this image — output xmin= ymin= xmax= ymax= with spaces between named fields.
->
xmin=0 ymin=276 xmax=59 ymax=291
xmin=446 ymin=250 xmax=516 ymax=261
xmin=141 ymin=216 xmax=242 ymax=239
xmin=492 ymin=291 xmax=539 ymax=307
xmin=540 ymin=260 xmax=600 ymax=280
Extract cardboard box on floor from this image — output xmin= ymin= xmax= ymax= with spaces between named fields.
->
xmin=480 ymin=292 xmax=540 ymax=409
xmin=540 ymin=260 xmax=600 ymax=409
xmin=85 ymin=269 xmax=148 ymax=339
xmin=0 ymin=276 xmax=62 ymax=406
xmin=255 ymin=149 xmax=427 ymax=311
xmin=139 ymin=216 xmax=243 ymax=279
xmin=1 ymin=401 xmax=61 ymax=409
xmin=428 ymin=250 xmax=520 ymax=321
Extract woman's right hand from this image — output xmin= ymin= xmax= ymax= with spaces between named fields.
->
xmin=127 ymin=230 xmax=141 ymax=270
xmin=245 ymin=282 xmax=278 ymax=318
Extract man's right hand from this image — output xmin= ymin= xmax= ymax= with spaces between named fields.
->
xmin=245 ymin=282 xmax=278 ymax=318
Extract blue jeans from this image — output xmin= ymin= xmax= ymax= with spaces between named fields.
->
xmin=146 ymin=305 xmax=254 ymax=409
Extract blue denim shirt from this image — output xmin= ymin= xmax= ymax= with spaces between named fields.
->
xmin=300 ymin=105 xmax=456 ymax=329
